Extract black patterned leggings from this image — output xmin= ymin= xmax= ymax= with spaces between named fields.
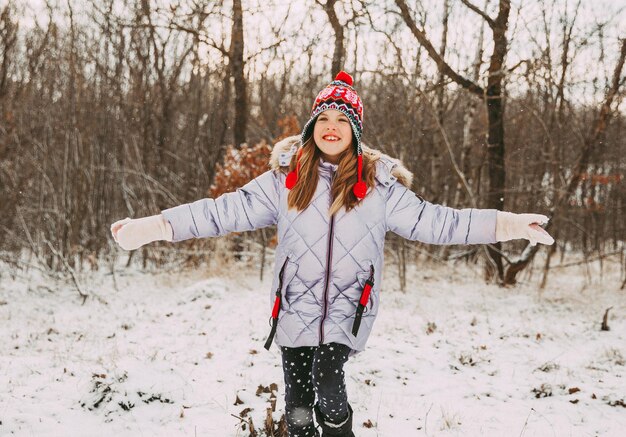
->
xmin=281 ymin=342 xmax=352 ymax=437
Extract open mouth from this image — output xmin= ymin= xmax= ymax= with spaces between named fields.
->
xmin=322 ymin=135 xmax=340 ymax=142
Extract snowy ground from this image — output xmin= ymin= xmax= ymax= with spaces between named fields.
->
xmin=0 ymin=252 xmax=624 ymax=437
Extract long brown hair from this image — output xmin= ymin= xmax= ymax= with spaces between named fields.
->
xmin=287 ymin=136 xmax=378 ymax=216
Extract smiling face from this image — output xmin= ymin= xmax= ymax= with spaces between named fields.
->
xmin=313 ymin=109 xmax=354 ymax=164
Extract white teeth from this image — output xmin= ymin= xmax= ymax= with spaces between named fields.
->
xmin=324 ymin=135 xmax=339 ymax=141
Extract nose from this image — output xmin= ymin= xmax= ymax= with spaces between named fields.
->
xmin=325 ymin=122 xmax=339 ymax=132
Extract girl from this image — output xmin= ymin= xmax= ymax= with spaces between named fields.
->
xmin=111 ymin=71 xmax=553 ymax=437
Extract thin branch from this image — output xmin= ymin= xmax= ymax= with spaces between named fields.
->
xmin=121 ymin=22 xmax=229 ymax=57
xmin=416 ymin=88 xmax=477 ymax=207
xmin=394 ymin=0 xmax=485 ymax=96
xmin=507 ymin=58 xmax=530 ymax=73
xmin=550 ymin=250 xmax=622 ymax=269
xmin=361 ymin=0 xmax=406 ymax=72
xmin=44 ymin=239 xmax=89 ymax=303
xmin=244 ymin=38 xmax=287 ymax=63
xmin=460 ymin=0 xmax=496 ymax=29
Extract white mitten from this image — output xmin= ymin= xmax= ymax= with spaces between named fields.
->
xmin=110 ymin=214 xmax=173 ymax=251
xmin=495 ymin=211 xmax=554 ymax=246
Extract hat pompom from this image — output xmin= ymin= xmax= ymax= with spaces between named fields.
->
xmin=353 ymin=181 xmax=367 ymax=199
xmin=335 ymin=71 xmax=353 ymax=86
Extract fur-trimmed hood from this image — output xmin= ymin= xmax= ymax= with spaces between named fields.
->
xmin=269 ymin=135 xmax=413 ymax=189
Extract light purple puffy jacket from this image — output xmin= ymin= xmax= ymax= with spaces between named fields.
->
xmin=161 ymin=136 xmax=497 ymax=356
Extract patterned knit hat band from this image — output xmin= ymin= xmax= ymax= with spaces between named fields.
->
xmin=312 ymin=79 xmax=363 ymax=121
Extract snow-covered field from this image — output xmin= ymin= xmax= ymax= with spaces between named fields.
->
xmin=1 ymin=253 xmax=624 ymax=436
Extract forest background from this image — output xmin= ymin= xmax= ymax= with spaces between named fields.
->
xmin=0 ymin=0 xmax=624 ymax=288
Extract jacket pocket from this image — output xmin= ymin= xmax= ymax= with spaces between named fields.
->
xmin=264 ymin=255 xmax=298 ymax=351
xmin=279 ymin=257 xmax=299 ymax=311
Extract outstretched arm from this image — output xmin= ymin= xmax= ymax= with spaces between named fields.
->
xmin=161 ymin=169 xmax=280 ymax=242
xmin=111 ymin=169 xmax=281 ymax=250
xmin=385 ymin=182 xmax=553 ymax=246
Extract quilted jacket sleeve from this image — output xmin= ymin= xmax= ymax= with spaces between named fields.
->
xmin=161 ymin=170 xmax=280 ymax=242
xmin=385 ymin=181 xmax=497 ymax=245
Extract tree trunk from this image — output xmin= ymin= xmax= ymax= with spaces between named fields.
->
xmin=231 ymin=0 xmax=247 ymax=148
xmin=322 ymin=0 xmax=345 ymax=75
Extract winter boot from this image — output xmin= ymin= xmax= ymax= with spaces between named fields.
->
xmin=313 ymin=402 xmax=356 ymax=437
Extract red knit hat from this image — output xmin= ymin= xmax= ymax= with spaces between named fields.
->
xmin=286 ymin=71 xmax=367 ymax=199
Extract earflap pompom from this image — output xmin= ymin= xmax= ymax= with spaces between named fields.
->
xmin=353 ymin=181 xmax=367 ymax=199
xmin=285 ymin=171 xmax=298 ymax=189
xmin=285 ymin=147 xmax=304 ymax=190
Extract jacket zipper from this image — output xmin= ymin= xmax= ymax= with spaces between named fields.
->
xmin=319 ymin=171 xmax=336 ymax=345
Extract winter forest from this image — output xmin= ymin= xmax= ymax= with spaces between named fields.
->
xmin=0 ymin=0 xmax=624 ymax=436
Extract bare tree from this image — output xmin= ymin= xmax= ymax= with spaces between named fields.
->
xmin=504 ymin=38 xmax=626 ymax=285
xmin=395 ymin=0 xmax=512 ymax=281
